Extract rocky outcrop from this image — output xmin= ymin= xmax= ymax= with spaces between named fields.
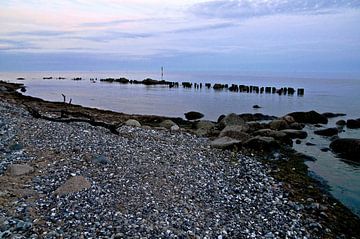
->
xmin=287 ymin=111 xmax=328 ymax=124
xmin=330 ymin=138 xmax=360 ymax=161
xmin=314 ymin=128 xmax=338 ymax=137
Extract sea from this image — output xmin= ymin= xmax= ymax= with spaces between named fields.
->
xmin=1 ymin=71 xmax=359 ymax=217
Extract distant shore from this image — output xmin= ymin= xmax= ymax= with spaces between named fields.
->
xmin=1 ymin=80 xmax=360 ymax=238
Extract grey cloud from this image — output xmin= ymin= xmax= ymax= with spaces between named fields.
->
xmin=191 ymin=0 xmax=360 ymax=19
xmin=165 ymin=22 xmax=236 ymax=34
xmin=80 ymin=18 xmax=164 ymax=27
xmin=8 ymin=30 xmax=71 ymax=37
xmin=0 ymin=39 xmax=39 ymax=51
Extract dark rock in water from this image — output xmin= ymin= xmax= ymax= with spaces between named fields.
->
xmin=289 ymin=122 xmax=305 ymax=130
xmin=295 ymin=139 xmax=301 ymax=144
xmin=184 ymin=111 xmax=204 ymax=121
xmin=330 ymin=138 xmax=360 ymax=161
xmin=321 ymin=147 xmax=330 ymax=152
xmin=336 ymin=120 xmax=346 ymax=126
xmin=219 ymin=125 xmax=250 ymax=142
xmin=254 ymin=129 xmax=292 ymax=146
xmin=306 ymin=142 xmax=316 ymax=146
xmin=314 ymin=128 xmax=338 ymax=137
xmin=347 ymin=119 xmax=360 ymax=129
xmin=288 ymin=111 xmax=328 ymax=124
xmin=280 ymin=129 xmax=308 ymax=139
xmin=270 ymin=119 xmax=289 ymax=130
xmin=244 ymin=136 xmax=280 ymax=151
xmin=314 ymin=124 xmax=322 ymax=128
xmin=322 ymin=112 xmax=346 ymax=118
xmin=253 ymin=105 xmax=261 ymax=109
xmin=16 ymin=77 xmax=25 ymax=80
xmin=20 ymin=87 xmax=26 ymax=92
xmin=293 ymin=152 xmax=317 ymax=162
xmin=238 ymin=113 xmax=276 ymax=122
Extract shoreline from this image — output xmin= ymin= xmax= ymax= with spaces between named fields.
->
xmin=1 ymin=81 xmax=360 ymax=238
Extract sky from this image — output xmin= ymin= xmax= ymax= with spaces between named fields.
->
xmin=0 ymin=0 xmax=360 ymax=76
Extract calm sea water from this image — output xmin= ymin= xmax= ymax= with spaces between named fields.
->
xmin=1 ymin=71 xmax=360 ymax=217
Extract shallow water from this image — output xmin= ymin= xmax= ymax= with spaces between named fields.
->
xmin=1 ymin=71 xmax=360 ymax=217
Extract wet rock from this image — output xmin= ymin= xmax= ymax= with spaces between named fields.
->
xmin=282 ymin=115 xmax=296 ymax=124
xmin=219 ymin=126 xmax=251 ymax=142
xmin=269 ymin=119 xmax=289 ymax=130
xmin=217 ymin=114 xmax=225 ymax=123
xmin=209 ymin=137 xmax=241 ymax=149
xmin=289 ymin=122 xmax=305 ymax=130
xmin=238 ymin=113 xmax=276 ymax=122
xmin=346 ymin=119 xmax=360 ymax=129
xmin=159 ymin=120 xmax=177 ymax=129
xmin=293 ymin=152 xmax=317 ymax=162
xmin=306 ymin=142 xmax=316 ymax=146
xmin=321 ymin=148 xmax=330 ymax=152
xmin=330 ymin=138 xmax=360 ymax=161
xmin=322 ymin=112 xmax=346 ymax=118
xmin=184 ymin=111 xmax=204 ymax=121
xmin=125 ymin=119 xmax=141 ymax=127
xmin=219 ymin=113 xmax=245 ymax=129
xmin=287 ymin=111 xmax=328 ymax=124
xmin=196 ymin=120 xmax=215 ymax=130
xmin=252 ymin=105 xmax=261 ymax=109
xmin=54 ymin=176 xmax=91 ymax=196
xmin=314 ymin=128 xmax=338 ymax=137
xmin=336 ymin=120 xmax=346 ymax=126
xmin=7 ymin=164 xmax=34 ymax=176
xmin=295 ymin=139 xmax=301 ymax=144
xmin=243 ymin=136 xmax=280 ymax=151
xmin=280 ymin=129 xmax=308 ymax=139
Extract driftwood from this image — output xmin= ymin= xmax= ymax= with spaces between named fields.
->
xmin=25 ymin=106 xmax=121 ymax=135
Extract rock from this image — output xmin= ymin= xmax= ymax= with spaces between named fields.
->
xmin=330 ymin=138 xmax=360 ymax=161
xmin=306 ymin=142 xmax=316 ymax=146
xmin=170 ymin=125 xmax=180 ymax=131
xmin=238 ymin=113 xmax=276 ymax=122
xmin=0 ymin=86 xmax=9 ymax=92
xmin=219 ymin=126 xmax=251 ymax=142
xmin=282 ymin=115 xmax=295 ymax=124
xmin=287 ymin=111 xmax=328 ymax=124
xmin=7 ymin=164 xmax=34 ymax=176
xmin=219 ymin=113 xmax=245 ymax=129
xmin=217 ymin=114 xmax=225 ymax=123
xmin=269 ymin=119 xmax=289 ymax=130
xmin=254 ymin=129 xmax=292 ymax=145
xmin=321 ymin=148 xmax=330 ymax=152
xmin=347 ymin=119 xmax=360 ymax=129
xmin=9 ymin=143 xmax=23 ymax=151
xmin=16 ymin=220 xmax=32 ymax=231
xmin=280 ymin=129 xmax=308 ymax=139
xmin=314 ymin=128 xmax=338 ymax=136
xmin=125 ymin=119 xmax=141 ymax=127
xmin=295 ymin=139 xmax=301 ymax=144
xmin=289 ymin=122 xmax=305 ymax=130
xmin=322 ymin=112 xmax=346 ymax=118
xmin=159 ymin=120 xmax=177 ymax=129
xmin=184 ymin=111 xmax=204 ymax=121
xmin=196 ymin=120 xmax=215 ymax=130
xmin=336 ymin=120 xmax=346 ymax=126
xmin=93 ymin=155 xmax=110 ymax=165
xmin=243 ymin=136 xmax=280 ymax=151
xmin=209 ymin=137 xmax=241 ymax=149
xmin=253 ymin=105 xmax=261 ymax=109
xmin=54 ymin=176 xmax=91 ymax=195
xmin=293 ymin=152 xmax=317 ymax=162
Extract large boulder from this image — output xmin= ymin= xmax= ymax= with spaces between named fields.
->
xmin=6 ymin=164 xmax=34 ymax=176
xmin=330 ymin=138 xmax=360 ymax=161
xmin=314 ymin=128 xmax=338 ymax=137
xmin=184 ymin=111 xmax=204 ymax=121
xmin=269 ymin=119 xmax=289 ymax=130
xmin=219 ymin=113 xmax=245 ymax=129
xmin=210 ymin=137 xmax=241 ymax=150
xmin=347 ymin=119 xmax=360 ymax=129
xmin=243 ymin=136 xmax=280 ymax=151
xmin=125 ymin=119 xmax=141 ymax=127
xmin=159 ymin=120 xmax=177 ymax=129
xmin=322 ymin=112 xmax=346 ymax=118
xmin=219 ymin=126 xmax=251 ymax=142
xmin=54 ymin=176 xmax=91 ymax=196
xmin=195 ymin=120 xmax=216 ymax=137
xmin=254 ymin=129 xmax=292 ymax=146
xmin=287 ymin=111 xmax=328 ymax=124
xmin=289 ymin=122 xmax=305 ymax=130
xmin=280 ymin=129 xmax=308 ymax=139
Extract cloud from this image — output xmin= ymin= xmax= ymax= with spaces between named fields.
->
xmin=8 ymin=30 xmax=71 ymax=37
xmin=191 ymin=0 xmax=360 ymax=19
xmin=0 ymin=39 xmax=39 ymax=51
xmin=164 ymin=22 xmax=237 ymax=34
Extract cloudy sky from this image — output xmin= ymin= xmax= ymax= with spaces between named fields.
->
xmin=0 ymin=0 xmax=360 ymax=76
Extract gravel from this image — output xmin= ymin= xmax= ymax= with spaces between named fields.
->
xmin=0 ymin=100 xmax=314 ymax=238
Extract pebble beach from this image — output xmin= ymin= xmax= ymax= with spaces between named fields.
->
xmin=0 ymin=99 xmax=321 ymax=238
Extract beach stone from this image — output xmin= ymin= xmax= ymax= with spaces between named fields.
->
xmin=125 ymin=119 xmax=141 ymax=127
xmin=270 ymin=119 xmax=289 ymax=130
xmin=282 ymin=115 xmax=296 ymax=124
xmin=54 ymin=176 xmax=91 ymax=195
xmin=347 ymin=119 xmax=360 ymax=129
xmin=9 ymin=143 xmax=23 ymax=151
xmin=184 ymin=111 xmax=204 ymax=121
xmin=288 ymin=111 xmax=328 ymax=124
xmin=219 ymin=126 xmax=250 ymax=142
xmin=314 ymin=128 xmax=338 ymax=136
xmin=170 ymin=125 xmax=180 ymax=131
xmin=243 ymin=136 xmax=280 ymax=151
xmin=336 ymin=120 xmax=346 ymax=126
xmin=330 ymin=138 xmax=360 ymax=161
xmin=280 ymin=129 xmax=308 ymax=139
xmin=219 ymin=113 xmax=245 ymax=129
xmin=196 ymin=120 xmax=215 ymax=130
xmin=93 ymin=155 xmax=110 ymax=165
xmin=7 ymin=164 xmax=34 ymax=176
xmin=289 ymin=122 xmax=305 ymax=130
xmin=159 ymin=120 xmax=176 ymax=129
xmin=209 ymin=137 xmax=241 ymax=149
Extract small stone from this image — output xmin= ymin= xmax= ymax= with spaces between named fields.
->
xmin=93 ymin=155 xmax=110 ymax=165
xmin=54 ymin=176 xmax=91 ymax=196
xmin=7 ymin=164 xmax=34 ymax=176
